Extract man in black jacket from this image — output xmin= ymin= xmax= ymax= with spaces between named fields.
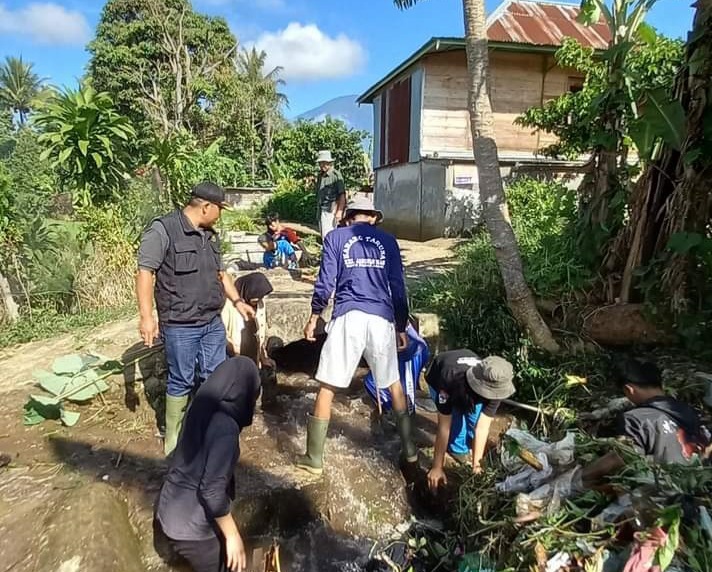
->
xmin=136 ymin=182 xmax=255 ymax=455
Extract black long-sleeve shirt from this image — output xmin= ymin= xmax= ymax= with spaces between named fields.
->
xmin=157 ymin=412 xmax=239 ymax=541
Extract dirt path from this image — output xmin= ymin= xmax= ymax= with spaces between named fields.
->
xmin=0 ymin=239 xmax=459 ymax=394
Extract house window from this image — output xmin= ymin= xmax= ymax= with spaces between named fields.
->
xmin=568 ymin=77 xmax=584 ymax=93
xmin=379 ymin=76 xmax=412 ymax=165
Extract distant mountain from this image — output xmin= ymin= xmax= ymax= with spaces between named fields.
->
xmin=295 ymin=95 xmax=373 ymax=136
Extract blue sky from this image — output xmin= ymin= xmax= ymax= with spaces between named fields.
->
xmin=0 ymin=0 xmax=696 ymax=117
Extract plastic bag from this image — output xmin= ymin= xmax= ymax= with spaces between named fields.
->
xmin=501 ymin=429 xmax=576 ymax=471
xmin=515 ymin=466 xmax=583 ymax=517
xmin=495 ymin=452 xmax=552 ymax=493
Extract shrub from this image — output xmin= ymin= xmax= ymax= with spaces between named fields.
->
xmin=149 ymin=131 xmax=248 ymax=207
xmin=272 ymin=118 xmax=369 ymax=188
xmin=506 ymin=176 xmax=590 ymax=298
xmin=262 ymin=177 xmax=316 ymax=225
xmin=34 ymin=84 xmax=136 ymax=208
xmin=76 ymin=177 xmax=161 ymax=309
xmin=411 ymin=176 xmax=591 ymax=355
xmin=220 ymin=210 xmax=259 ymax=233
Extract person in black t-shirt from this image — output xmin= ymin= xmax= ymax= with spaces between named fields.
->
xmin=425 ymin=349 xmax=516 ymax=492
xmin=582 ymin=358 xmax=711 ymax=484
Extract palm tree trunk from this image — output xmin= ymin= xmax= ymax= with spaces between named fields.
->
xmin=462 ymin=0 xmax=559 ymax=352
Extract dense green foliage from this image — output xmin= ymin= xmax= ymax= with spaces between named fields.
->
xmin=87 ymin=0 xmax=236 ymax=140
xmin=273 ymin=118 xmax=369 ymax=188
xmin=0 ymin=0 xmax=367 ymax=340
xmin=148 ymin=130 xmax=247 ymax=206
xmin=35 ymin=85 xmax=136 ymax=208
xmin=412 ymin=177 xmax=591 ymax=355
xmin=516 ymin=36 xmax=683 ymax=159
xmin=262 ymin=178 xmax=317 ymax=225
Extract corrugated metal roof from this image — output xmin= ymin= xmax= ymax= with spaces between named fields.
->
xmin=486 ymin=0 xmax=611 ymax=49
xmin=357 ymin=0 xmax=612 ymax=104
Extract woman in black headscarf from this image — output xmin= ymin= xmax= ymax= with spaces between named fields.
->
xmin=155 ymin=356 xmax=261 ymax=572
xmin=221 ymin=273 xmax=274 ymax=366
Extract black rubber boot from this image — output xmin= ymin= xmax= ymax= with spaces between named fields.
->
xmin=395 ymin=410 xmax=418 ymax=463
xmin=295 ymin=415 xmax=329 ymax=475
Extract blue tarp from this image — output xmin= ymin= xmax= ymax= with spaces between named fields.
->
xmin=363 ymin=324 xmax=430 ymax=413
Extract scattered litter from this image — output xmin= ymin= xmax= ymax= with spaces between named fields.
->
xmin=592 ymin=494 xmax=633 ymax=530
xmin=545 ymin=551 xmax=570 ymax=572
xmin=495 ymin=451 xmax=552 ymax=493
xmin=515 ymin=466 xmax=583 ymax=517
xmin=501 ymin=429 xmax=575 ymax=471
xmin=622 ymin=527 xmax=667 ymax=572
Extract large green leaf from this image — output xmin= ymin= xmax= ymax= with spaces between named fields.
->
xmin=641 ymin=89 xmax=686 ymax=151
xmin=52 ymin=354 xmax=84 ymax=375
xmin=60 ymin=409 xmax=81 ymax=427
xmin=63 ymin=369 xmax=109 ymax=402
xmin=78 ymin=140 xmax=89 ymax=156
xmin=656 ymin=508 xmax=681 ymax=570
xmin=629 ymin=118 xmax=661 ymax=161
xmin=23 ymin=394 xmax=61 ymax=425
xmin=57 ymin=147 xmax=72 ymax=165
xmin=33 ymin=369 xmax=69 ymax=396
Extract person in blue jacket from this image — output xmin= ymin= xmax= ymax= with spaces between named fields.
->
xmin=298 ymin=196 xmax=416 ymax=475
xmin=258 ymin=233 xmax=298 ymax=270
xmin=363 ymin=321 xmax=430 ymax=414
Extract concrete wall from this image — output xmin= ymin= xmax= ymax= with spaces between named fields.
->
xmin=374 ymin=162 xmax=422 ymax=240
xmin=375 ymin=158 xmax=586 ymax=240
xmin=225 ymin=188 xmax=274 ymax=211
xmin=375 ymin=160 xmax=479 ymax=241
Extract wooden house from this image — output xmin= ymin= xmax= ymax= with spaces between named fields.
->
xmin=356 ymin=0 xmax=611 ymax=240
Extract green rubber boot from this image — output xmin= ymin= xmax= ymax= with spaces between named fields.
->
xmin=296 ymin=415 xmax=329 ymax=475
xmin=164 ymin=394 xmax=189 ymax=456
xmin=395 ymin=410 xmax=418 ymax=463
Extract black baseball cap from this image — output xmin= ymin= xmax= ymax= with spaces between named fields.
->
xmin=191 ymin=181 xmax=230 ymax=209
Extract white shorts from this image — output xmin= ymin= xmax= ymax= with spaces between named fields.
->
xmin=320 ymin=210 xmax=336 ymax=238
xmin=315 ymin=310 xmax=399 ymax=390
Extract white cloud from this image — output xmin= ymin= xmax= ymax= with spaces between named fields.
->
xmin=0 ymin=2 xmax=90 ymax=46
xmin=253 ymin=23 xmax=366 ymax=81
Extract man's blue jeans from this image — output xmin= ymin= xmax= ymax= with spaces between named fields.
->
xmin=429 ymin=386 xmax=484 ymax=455
xmin=162 ymin=316 xmax=227 ymax=397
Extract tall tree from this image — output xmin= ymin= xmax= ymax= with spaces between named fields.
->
xmin=573 ymin=0 xmax=661 ymax=263
xmin=0 ymin=56 xmax=45 ymax=124
xmin=87 ymin=0 xmax=237 ymax=138
xmin=393 ymin=0 xmax=559 ymax=352
xmin=237 ymin=47 xmax=288 ymax=184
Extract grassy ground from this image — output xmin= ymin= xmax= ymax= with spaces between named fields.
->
xmin=0 ymin=304 xmax=134 ymax=349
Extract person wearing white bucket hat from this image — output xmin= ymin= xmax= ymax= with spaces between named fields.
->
xmin=315 ymin=149 xmax=346 ymax=238
xmin=297 ymin=195 xmax=418 ymax=476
